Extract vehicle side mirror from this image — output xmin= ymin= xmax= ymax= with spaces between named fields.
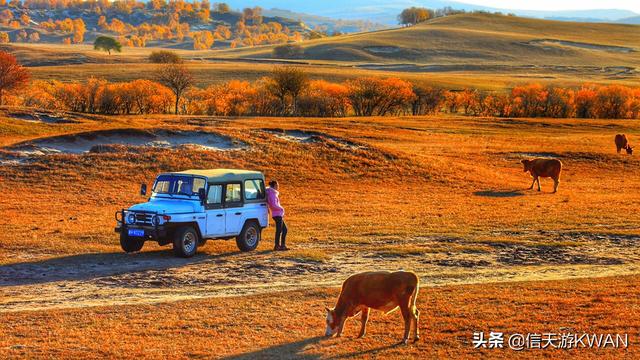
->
xmin=140 ymin=183 xmax=147 ymax=196
xmin=198 ymin=188 xmax=206 ymax=203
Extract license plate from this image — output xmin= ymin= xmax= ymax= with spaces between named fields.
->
xmin=128 ymin=229 xmax=145 ymax=237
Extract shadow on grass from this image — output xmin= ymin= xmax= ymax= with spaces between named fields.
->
xmin=0 ymin=249 xmax=241 ymax=287
xmin=221 ymin=336 xmax=324 ymax=360
xmin=329 ymin=342 xmax=402 ymax=359
xmin=473 ymin=189 xmax=525 ymax=197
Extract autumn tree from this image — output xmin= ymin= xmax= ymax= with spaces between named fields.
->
xmin=72 ymin=18 xmax=85 ymax=43
xmin=0 ymin=32 xmax=9 ymax=43
xmin=346 ymin=77 xmax=415 ymax=116
xmin=575 ymin=84 xmax=598 ymax=118
xmin=267 ymin=66 xmax=308 ymax=115
xmin=213 ymin=2 xmax=230 ymax=13
xmin=411 ymin=84 xmax=445 ymax=115
xmin=596 ymin=85 xmax=632 ymax=119
xmin=94 ymin=36 xmax=122 ymax=54
xmin=0 ymin=51 xmax=30 ymax=105
xmin=298 ymin=80 xmax=350 ymax=117
xmin=155 ymin=63 xmax=193 ymax=114
xmin=398 ymin=7 xmax=433 ymax=26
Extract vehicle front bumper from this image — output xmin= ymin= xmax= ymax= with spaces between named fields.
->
xmin=115 ymin=209 xmax=168 ymax=240
xmin=115 ymin=224 xmax=168 ymax=240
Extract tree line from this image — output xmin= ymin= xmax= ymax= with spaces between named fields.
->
xmin=2 ymin=52 xmax=640 ymax=119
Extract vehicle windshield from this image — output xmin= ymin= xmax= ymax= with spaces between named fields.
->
xmin=152 ymin=175 xmax=205 ymax=197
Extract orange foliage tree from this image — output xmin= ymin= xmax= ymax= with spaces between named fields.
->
xmin=0 ymin=51 xmax=30 ymax=105
xmin=346 ymin=77 xmax=415 ymax=116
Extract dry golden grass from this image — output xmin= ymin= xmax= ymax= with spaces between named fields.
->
xmin=1 ymin=275 xmax=638 ymax=359
xmin=1 ymin=111 xmax=640 ymax=358
xmin=1 ymin=112 xmax=639 ymax=263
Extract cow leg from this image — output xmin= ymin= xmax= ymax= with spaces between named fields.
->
xmin=357 ymin=308 xmax=370 ymax=338
xmin=536 ymin=177 xmax=541 ymax=191
xmin=336 ymin=318 xmax=346 ymax=337
xmin=528 ymin=177 xmax=536 ymax=190
xmin=412 ymin=308 xmax=420 ymax=342
xmin=400 ymin=305 xmax=412 ymax=345
xmin=553 ymin=178 xmax=559 ymax=193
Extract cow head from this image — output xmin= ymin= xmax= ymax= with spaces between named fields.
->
xmin=325 ymin=307 xmax=340 ymax=337
xmin=626 ymin=145 xmax=634 ymax=155
xmin=520 ymin=159 xmax=532 ymax=172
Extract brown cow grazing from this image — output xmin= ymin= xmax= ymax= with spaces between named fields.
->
xmin=521 ymin=158 xmax=562 ymax=193
xmin=325 ymin=270 xmax=420 ymax=345
xmin=615 ymin=134 xmax=633 ymax=155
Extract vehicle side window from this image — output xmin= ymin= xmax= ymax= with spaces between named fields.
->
xmin=225 ymin=183 xmax=242 ymax=204
xmin=244 ymin=179 xmax=265 ymax=200
xmin=192 ymin=178 xmax=206 ymax=193
xmin=207 ymin=185 xmax=222 ymax=205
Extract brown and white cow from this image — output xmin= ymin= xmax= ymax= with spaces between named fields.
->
xmin=615 ymin=134 xmax=633 ymax=155
xmin=325 ymin=271 xmax=420 ymax=345
xmin=521 ymin=158 xmax=562 ymax=193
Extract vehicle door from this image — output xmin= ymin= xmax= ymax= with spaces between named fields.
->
xmin=243 ymin=179 xmax=268 ymax=228
xmin=223 ymin=182 xmax=244 ymax=234
xmin=205 ymin=184 xmax=225 ymax=237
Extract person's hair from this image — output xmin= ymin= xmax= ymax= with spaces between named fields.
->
xmin=269 ymin=180 xmax=278 ymax=187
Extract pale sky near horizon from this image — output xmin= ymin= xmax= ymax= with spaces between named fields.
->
xmin=460 ymin=0 xmax=640 ymax=13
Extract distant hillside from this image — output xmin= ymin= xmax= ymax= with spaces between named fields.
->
xmin=0 ymin=0 xmax=318 ymax=50
xmin=222 ymin=0 xmax=639 ymax=25
xmin=617 ymin=16 xmax=640 ymax=25
xmin=216 ymin=13 xmax=640 ymax=72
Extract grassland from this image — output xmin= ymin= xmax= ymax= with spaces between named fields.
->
xmin=1 ymin=275 xmax=638 ymax=359
xmin=1 ymin=110 xmax=640 ymax=312
xmin=2 ymin=11 xmax=640 ymax=358
xmin=214 ymin=13 xmax=640 ymax=72
xmin=6 ymin=13 xmax=640 ymax=91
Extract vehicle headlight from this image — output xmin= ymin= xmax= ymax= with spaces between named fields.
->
xmin=151 ymin=215 xmax=160 ymax=226
xmin=126 ymin=213 xmax=136 ymax=225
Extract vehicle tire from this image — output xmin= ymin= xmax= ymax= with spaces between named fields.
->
xmin=173 ymin=226 xmax=199 ymax=258
xmin=120 ymin=232 xmax=144 ymax=253
xmin=236 ymin=221 xmax=261 ymax=252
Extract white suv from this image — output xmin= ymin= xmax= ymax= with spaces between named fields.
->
xmin=115 ymin=169 xmax=269 ymax=257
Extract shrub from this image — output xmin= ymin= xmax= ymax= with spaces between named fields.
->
xmin=149 ymin=50 xmax=183 ymax=64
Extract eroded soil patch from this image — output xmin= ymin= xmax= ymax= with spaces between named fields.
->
xmin=263 ymin=128 xmax=365 ymax=150
xmin=5 ymin=128 xmax=246 ymax=156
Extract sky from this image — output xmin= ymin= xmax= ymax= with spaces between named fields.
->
xmin=459 ymin=0 xmax=640 ymax=13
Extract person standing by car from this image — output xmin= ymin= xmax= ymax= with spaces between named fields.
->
xmin=266 ymin=180 xmax=288 ymax=251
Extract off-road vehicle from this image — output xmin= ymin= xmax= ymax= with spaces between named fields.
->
xmin=115 ymin=169 xmax=268 ymax=257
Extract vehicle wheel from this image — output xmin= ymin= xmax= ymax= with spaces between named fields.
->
xmin=236 ymin=221 xmax=260 ymax=252
xmin=120 ymin=232 xmax=144 ymax=253
xmin=173 ymin=226 xmax=199 ymax=258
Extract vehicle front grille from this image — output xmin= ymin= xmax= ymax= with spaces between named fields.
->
xmin=134 ymin=213 xmax=153 ymax=225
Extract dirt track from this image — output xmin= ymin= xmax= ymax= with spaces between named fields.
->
xmin=2 ymin=233 xmax=639 ymax=313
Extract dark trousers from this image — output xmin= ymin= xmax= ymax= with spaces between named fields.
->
xmin=273 ymin=216 xmax=288 ymax=247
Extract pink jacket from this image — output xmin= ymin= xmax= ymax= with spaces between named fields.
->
xmin=266 ymin=187 xmax=285 ymax=217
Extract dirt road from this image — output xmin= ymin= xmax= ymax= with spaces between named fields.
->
xmin=2 ymin=232 xmax=639 ymax=312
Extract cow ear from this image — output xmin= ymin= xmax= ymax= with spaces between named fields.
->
xmin=520 ymin=159 xmax=526 ymax=164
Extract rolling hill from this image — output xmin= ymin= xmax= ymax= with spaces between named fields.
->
xmin=217 ymin=13 xmax=640 ymax=76
xmin=223 ymin=0 xmax=640 ymax=24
